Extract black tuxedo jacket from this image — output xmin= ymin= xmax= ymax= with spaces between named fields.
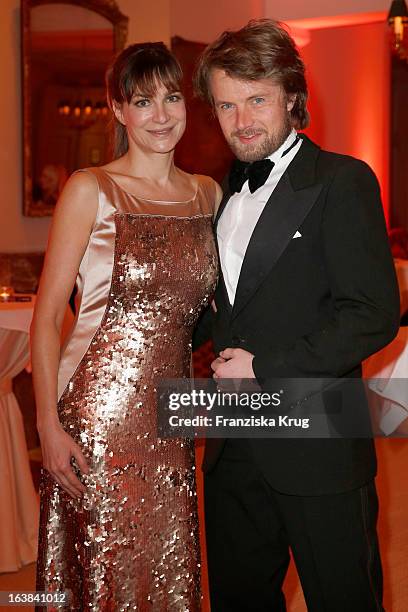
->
xmin=197 ymin=134 xmax=400 ymax=496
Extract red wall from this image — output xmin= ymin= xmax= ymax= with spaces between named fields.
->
xmin=299 ymin=20 xmax=390 ymax=222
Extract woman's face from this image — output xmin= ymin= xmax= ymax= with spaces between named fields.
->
xmin=116 ymin=82 xmax=186 ymax=155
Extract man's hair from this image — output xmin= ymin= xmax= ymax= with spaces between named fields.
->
xmin=194 ymin=19 xmax=309 ymax=129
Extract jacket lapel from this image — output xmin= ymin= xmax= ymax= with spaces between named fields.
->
xmin=230 ymin=135 xmax=323 ymax=319
xmin=214 ymin=187 xmax=233 ymax=311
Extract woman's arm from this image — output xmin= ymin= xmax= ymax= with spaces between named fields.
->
xmin=31 ymin=171 xmax=98 ymax=498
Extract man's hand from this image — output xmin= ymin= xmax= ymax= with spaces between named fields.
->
xmin=211 ymin=348 xmax=255 ymax=379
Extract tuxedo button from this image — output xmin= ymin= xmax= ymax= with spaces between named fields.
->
xmin=232 ymin=335 xmax=246 ymax=347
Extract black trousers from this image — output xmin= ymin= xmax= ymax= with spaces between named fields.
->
xmin=204 ymin=439 xmax=384 ymax=612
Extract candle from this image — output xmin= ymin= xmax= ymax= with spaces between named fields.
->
xmin=0 ymin=286 xmax=13 ymax=301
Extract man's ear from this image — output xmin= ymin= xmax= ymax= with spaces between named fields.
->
xmin=112 ymin=101 xmax=125 ymax=125
xmin=286 ymin=94 xmax=296 ymax=113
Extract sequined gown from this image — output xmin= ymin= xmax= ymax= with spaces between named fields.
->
xmin=36 ymin=168 xmax=218 ymax=611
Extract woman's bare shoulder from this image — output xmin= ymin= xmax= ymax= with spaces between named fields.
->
xmin=65 ymin=168 xmax=99 ymax=192
xmin=53 ymin=170 xmax=99 ymax=226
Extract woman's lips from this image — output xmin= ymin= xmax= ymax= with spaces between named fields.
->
xmin=148 ymin=127 xmax=174 ymax=137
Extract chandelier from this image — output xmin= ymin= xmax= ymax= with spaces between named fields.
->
xmin=58 ymin=99 xmax=109 ymax=130
xmin=388 ymin=0 xmax=408 ymax=61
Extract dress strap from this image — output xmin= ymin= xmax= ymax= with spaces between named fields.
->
xmin=195 ymin=174 xmax=218 ymax=217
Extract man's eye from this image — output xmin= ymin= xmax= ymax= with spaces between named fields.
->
xmin=219 ymin=103 xmax=233 ymax=111
xmin=253 ymin=97 xmax=265 ymax=104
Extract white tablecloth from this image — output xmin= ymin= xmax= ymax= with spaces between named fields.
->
xmin=0 ymin=298 xmax=39 ymax=573
xmin=361 ymin=261 xmax=408 ymax=435
xmin=0 ymin=296 xmax=36 ymax=333
xmin=364 ymin=327 xmax=408 ymax=435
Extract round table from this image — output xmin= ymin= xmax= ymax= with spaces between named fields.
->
xmin=364 ymin=327 xmax=408 ymax=435
xmin=0 ymin=297 xmax=39 ymax=573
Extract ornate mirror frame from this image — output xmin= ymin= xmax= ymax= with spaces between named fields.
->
xmin=21 ymin=0 xmax=129 ymax=216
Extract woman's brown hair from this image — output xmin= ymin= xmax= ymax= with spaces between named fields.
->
xmin=106 ymin=42 xmax=183 ymax=158
xmin=194 ymin=19 xmax=309 ymax=129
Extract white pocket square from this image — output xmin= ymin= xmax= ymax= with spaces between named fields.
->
xmin=292 ymin=230 xmax=302 ymax=239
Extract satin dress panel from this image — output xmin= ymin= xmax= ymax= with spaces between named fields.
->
xmin=36 ymin=168 xmax=218 ymax=611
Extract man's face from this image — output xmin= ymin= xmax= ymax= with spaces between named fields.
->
xmin=209 ymin=69 xmax=295 ymax=162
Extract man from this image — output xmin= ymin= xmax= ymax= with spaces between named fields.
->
xmin=193 ymin=19 xmax=400 ymax=611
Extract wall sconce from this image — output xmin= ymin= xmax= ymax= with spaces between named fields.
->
xmin=57 ymin=99 xmax=109 ymax=129
xmin=388 ymin=0 xmax=408 ymax=60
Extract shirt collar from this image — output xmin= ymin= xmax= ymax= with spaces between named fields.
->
xmin=267 ymin=129 xmax=298 ymax=165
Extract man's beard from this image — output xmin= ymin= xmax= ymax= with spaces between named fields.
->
xmin=227 ymin=115 xmax=292 ymax=162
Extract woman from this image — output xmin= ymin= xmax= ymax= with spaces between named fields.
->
xmin=32 ymin=42 xmax=220 ymax=610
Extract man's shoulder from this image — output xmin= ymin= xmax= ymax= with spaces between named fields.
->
xmin=315 ymin=146 xmax=377 ymax=185
xmin=318 ymin=146 xmax=370 ymax=169
xmin=308 ymin=149 xmax=380 ymax=208
xmin=295 ymin=134 xmax=377 ymax=189
xmin=301 ymin=133 xmax=371 ymax=169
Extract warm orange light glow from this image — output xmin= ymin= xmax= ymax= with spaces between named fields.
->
xmin=296 ymin=16 xmax=390 ymax=225
xmin=394 ymin=15 xmax=404 ymax=39
xmin=287 ymin=26 xmax=311 ymax=48
xmin=286 ymin=11 xmax=387 ymax=31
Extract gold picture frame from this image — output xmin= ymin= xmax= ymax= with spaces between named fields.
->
xmin=21 ymin=0 xmax=128 ymax=216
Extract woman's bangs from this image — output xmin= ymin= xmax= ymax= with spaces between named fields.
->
xmin=122 ymin=61 xmax=182 ymax=102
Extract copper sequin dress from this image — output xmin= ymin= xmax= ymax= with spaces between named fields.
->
xmin=36 ymin=168 xmax=218 ymax=611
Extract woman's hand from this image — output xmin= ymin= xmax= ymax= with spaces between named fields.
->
xmin=38 ymin=420 xmax=89 ymax=499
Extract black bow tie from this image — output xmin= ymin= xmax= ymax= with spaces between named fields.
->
xmin=229 ymin=159 xmax=275 ymax=194
xmin=228 ymin=135 xmax=301 ymax=195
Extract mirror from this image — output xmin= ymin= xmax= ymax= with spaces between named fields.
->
xmin=22 ymin=0 xmax=128 ymax=216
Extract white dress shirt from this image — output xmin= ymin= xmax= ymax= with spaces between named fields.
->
xmin=217 ymin=129 xmax=302 ymax=305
